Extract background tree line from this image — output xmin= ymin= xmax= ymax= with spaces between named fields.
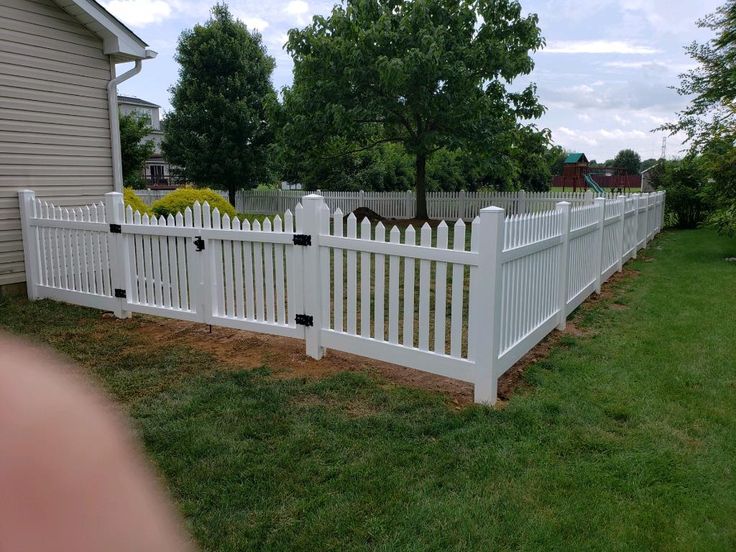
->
xmin=122 ymin=0 xmax=734 ymax=228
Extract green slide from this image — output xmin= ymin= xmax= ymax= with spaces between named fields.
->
xmin=584 ymin=173 xmax=606 ymax=195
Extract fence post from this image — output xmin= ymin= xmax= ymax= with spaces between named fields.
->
xmin=594 ymin=197 xmax=606 ymax=294
xmin=458 ymin=189 xmax=466 ymax=220
xmin=18 ymin=190 xmax=41 ymax=300
xmin=642 ymin=193 xmax=650 ymax=247
xmin=104 ymin=191 xmax=131 ymax=318
xmin=359 ymin=189 xmax=365 ymax=209
xmin=584 ymin=190 xmax=594 ymax=205
xmin=632 ymin=193 xmax=640 ymax=259
xmin=468 ymin=206 xmax=504 ymax=405
xmin=405 ymin=190 xmax=412 ymax=218
xmin=518 ymin=189 xmax=527 ymax=214
xmin=617 ymin=194 xmax=626 ymax=272
xmin=556 ymin=201 xmax=571 ymax=330
xmin=301 ymin=193 xmax=326 ymax=359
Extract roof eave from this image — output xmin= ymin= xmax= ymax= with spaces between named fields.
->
xmin=53 ymin=0 xmax=155 ymax=61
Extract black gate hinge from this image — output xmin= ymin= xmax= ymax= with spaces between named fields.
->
xmin=293 ymin=234 xmax=312 ymax=246
xmin=114 ymin=288 xmax=127 ymax=299
xmin=295 ymin=314 xmax=313 ymax=327
xmin=109 ymin=223 xmax=122 ymax=233
xmin=194 ymin=236 xmax=205 ymax=251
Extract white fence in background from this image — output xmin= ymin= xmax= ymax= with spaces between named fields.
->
xmin=234 ymin=189 xmax=623 ymax=219
xmin=137 ymin=188 xmax=631 ymax=220
xmin=19 ymin=189 xmax=665 ymax=404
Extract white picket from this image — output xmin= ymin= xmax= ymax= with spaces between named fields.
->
xmin=434 ymin=221 xmax=448 ymax=354
xmin=346 ymin=214 xmax=357 ymax=334
xmin=402 ymin=225 xmax=416 ymax=347
xmin=373 ymin=223 xmax=386 ymax=341
xmin=333 ymin=209 xmax=344 ymax=332
xmin=388 ymin=225 xmax=400 ymax=344
xmin=418 ymin=223 xmax=431 ymax=351
xmin=360 ymin=218 xmax=371 ymax=338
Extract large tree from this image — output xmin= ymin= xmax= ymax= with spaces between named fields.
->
xmin=284 ymin=0 xmax=545 ymax=219
xmin=163 ymin=4 xmax=276 ymax=205
xmin=119 ymin=113 xmax=155 ymax=188
xmin=660 ymin=1 xmax=736 ymax=234
xmin=612 ymin=148 xmax=641 ymax=175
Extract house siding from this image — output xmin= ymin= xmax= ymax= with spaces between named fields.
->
xmin=0 ymin=0 xmax=114 ymax=286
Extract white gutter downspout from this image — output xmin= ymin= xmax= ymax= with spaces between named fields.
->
xmin=107 ymin=50 xmax=157 ymax=192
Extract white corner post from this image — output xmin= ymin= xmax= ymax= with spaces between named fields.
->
xmin=301 ymin=193 xmax=326 ymax=359
xmin=18 ymin=190 xmax=41 ymax=300
xmin=584 ymin=189 xmax=594 ymax=204
xmin=458 ymin=189 xmax=466 ymax=220
xmin=617 ymin=195 xmax=626 ymax=272
xmin=405 ymin=190 xmax=413 ymax=218
xmin=556 ymin=201 xmax=571 ymax=330
xmin=632 ymin=193 xmax=640 ymax=259
xmin=518 ymin=189 xmax=527 ymax=214
xmin=594 ymin=197 xmax=606 ymax=294
xmin=643 ymin=192 xmax=650 ymax=247
xmin=468 ymin=206 xmax=504 ymax=405
xmin=104 ymin=192 xmax=131 ymax=318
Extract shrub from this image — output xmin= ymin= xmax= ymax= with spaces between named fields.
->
xmin=151 ymin=187 xmax=236 ymax=219
xmin=650 ymin=157 xmax=709 ymax=229
xmin=123 ymin=187 xmax=153 ymax=216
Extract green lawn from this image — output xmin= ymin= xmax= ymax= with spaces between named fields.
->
xmin=1 ymin=228 xmax=735 ymax=551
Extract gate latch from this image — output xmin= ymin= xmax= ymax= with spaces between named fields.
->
xmin=295 ymin=314 xmax=314 ymax=327
xmin=194 ymin=236 xmax=205 ymax=251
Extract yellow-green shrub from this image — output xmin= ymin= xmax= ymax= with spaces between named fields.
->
xmin=151 ymin=187 xmax=236 ymax=219
xmin=123 ymin=187 xmax=153 ymax=216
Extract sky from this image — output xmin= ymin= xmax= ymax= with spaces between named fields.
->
xmin=110 ymin=0 xmax=723 ymax=162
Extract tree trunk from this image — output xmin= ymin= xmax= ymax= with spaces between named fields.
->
xmin=228 ymin=186 xmax=236 ymax=209
xmin=415 ymin=153 xmax=428 ymax=220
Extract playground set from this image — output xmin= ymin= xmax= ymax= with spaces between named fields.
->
xmin=552 ymin=153 xmax=642 ymax=193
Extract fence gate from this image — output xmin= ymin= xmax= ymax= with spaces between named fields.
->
xmin=120 ymin=199 xmax=307 ymax=340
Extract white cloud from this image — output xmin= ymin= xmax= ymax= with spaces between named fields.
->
xmin=103 ymin=0 xmax=172 ymax=26
xmin=284 ymin=0 xmax=309 ymax=15
xmin=233 ymin=13 xmax=270 ymax=32
xmin=543 ymin=40 xmax=660 ymax=55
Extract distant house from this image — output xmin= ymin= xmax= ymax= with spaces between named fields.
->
xmin=118 ymin=95 xmax=174 ymax=187
xmin=0 ymin=0 xmax=154 ymax=291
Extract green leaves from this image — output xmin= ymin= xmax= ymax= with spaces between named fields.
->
xmin=119 ymin=113 xmax=155 ymax=188
xmin=163 ymin=3 xmax=277 ymax=200
xmin=284 ymin=0 xmax=546 ymax=217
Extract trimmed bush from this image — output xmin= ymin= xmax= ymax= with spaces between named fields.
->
xmin=123 ymin=187 xmax=153 ymax=216
xmin=151 ymin=187 xmax=236 ymax=219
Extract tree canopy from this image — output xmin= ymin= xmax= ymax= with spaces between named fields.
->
xmin=660 ymin=0 xmax=736 ymax=233
xmin=163 ymin=4 xmax=276 ymax=205
xmin=283 ymin=0 xmax=545 ymax=218
xmin=119 ymin=113 xmax=155 ymax=188
xmin=612 ymin=149 xmax=641 ymax=175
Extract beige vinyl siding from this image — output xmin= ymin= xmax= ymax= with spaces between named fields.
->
xmin=0 ymin=0 xmax=113 ymax=286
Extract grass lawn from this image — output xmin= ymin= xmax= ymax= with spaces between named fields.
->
xmin=1 ymin=228 xmax=735 ymax=551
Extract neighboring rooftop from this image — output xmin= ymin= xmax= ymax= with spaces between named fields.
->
xmin=564 ymin=153 xmax=588 ymax=164
xmin=118 ymin=95 xmax=161 ymax=108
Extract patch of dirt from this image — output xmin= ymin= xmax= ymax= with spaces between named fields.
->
xmin=116 ymin=260 xmax=642 ymax=410
xmin=129 ymin=317 xmax=476 ymax=406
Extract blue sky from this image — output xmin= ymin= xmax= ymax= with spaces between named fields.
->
xmin=110 ymin=0 xmax=722 ymax=162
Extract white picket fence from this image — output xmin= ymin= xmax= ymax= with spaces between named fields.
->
xmin=18 ymin=189 xmax=665 ymax=404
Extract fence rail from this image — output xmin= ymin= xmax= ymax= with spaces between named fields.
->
xmin=19 ymin=189 xmax=665 ymax=404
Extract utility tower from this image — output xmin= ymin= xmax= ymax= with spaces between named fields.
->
xmin=660 ymin=136 xmax=667 ymax=160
